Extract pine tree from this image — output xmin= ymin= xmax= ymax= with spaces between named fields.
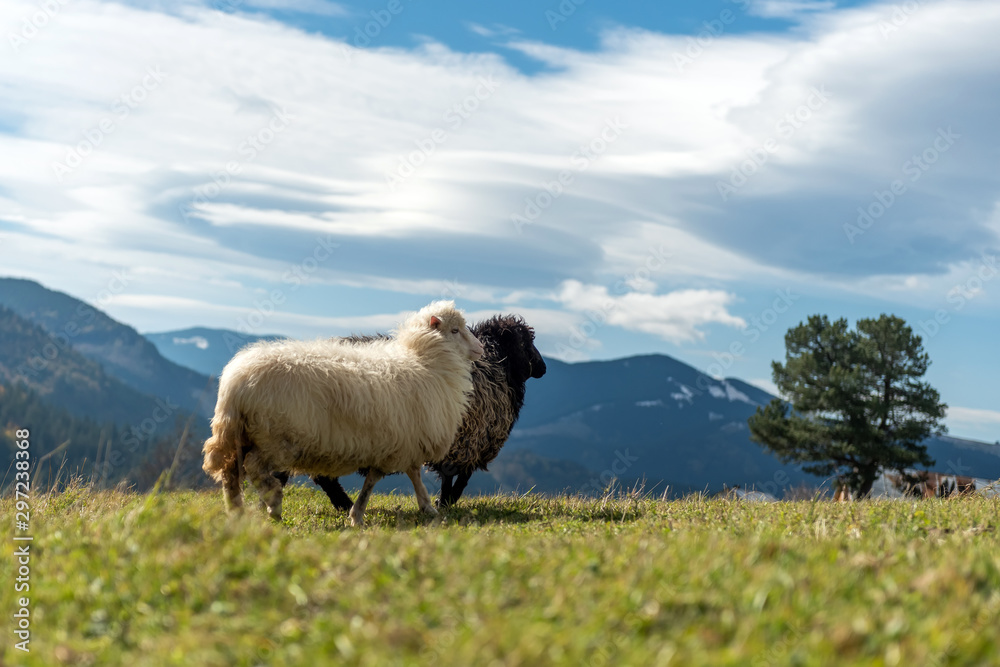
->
xmin=748 ymin=314 xmax=946 ymax=497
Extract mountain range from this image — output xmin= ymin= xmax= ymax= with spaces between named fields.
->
xmin=144 ymin=327 xmax=280 ymax=380
xmin=147 ymin=317 xmax=1000 ymax=498
xmin=1 ymin=276 xmax=997 ymax=498
xmin=0 ymin=278 xmax=216 ymax=420
xmin=0 ymin=278 xmax=214 ymax=489
xmin=0 ymin=303 xmax=161 ymax=426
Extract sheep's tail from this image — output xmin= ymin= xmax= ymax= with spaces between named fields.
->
xmin=202 ymin=400 xmax=246 ymax=486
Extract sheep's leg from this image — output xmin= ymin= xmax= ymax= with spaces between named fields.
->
xmin=244 ymin=450 xmax=283 ymax=521
xmin=313 ymin=475 xmax=354 ymax=512
xmin=350 ymin=470 xmax=383 ymax=528
xmin=222 ymin=465 xmax=244 ymax=512
xmin=407 ymin=466 xmax=438 ymax=516
xmin=441 ymin=470 xmax=472 ymax=508
xmin=272 ymin=471 xmax=352 ymax=513
xmin=450 ymin=471 xmax=473 ymax=504
xmin=258 ymin=471 xmax=292 ymax=512
xmin=437 ymin=475 xmax=455 ymax=508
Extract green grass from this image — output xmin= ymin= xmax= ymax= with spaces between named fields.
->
xmin=3 ymin=482 xmax=999 ymax=666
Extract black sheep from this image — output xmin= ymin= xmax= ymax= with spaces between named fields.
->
xmin=275 ymin=315 xmax=546 ymax=509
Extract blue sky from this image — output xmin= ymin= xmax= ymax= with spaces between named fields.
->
xmin=1 ymin=0 xmax=998 ymax=442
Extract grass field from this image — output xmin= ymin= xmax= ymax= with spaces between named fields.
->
xmin=2 ymin=482 xmax=999 ymax=666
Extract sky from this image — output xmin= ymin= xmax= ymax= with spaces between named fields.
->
xmin=0 ymin=0 xmax=998 ymax=442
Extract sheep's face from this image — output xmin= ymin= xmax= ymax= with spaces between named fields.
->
xmin=525 ymin=334 xmax=546 ymax=380
xmin=499 ymin=322 xmax=546 ymax=382
xmin=404 ymin=300 xmax=484 ymax=361
xmin=429 ymin=314 xmax=484 ymax=362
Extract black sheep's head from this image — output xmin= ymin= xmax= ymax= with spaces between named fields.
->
xmin=497 ymin=318 xmax=547 ymax=383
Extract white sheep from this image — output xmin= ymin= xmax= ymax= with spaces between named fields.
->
xmin=201 ymin=300 xmax=483 ymax=526
xmin=290 ymin=315 xmax=547 ymax=509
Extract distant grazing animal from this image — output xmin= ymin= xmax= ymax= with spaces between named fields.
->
xmin=201 ymin=301 xmax=483 ymax=527
xmin=279 ymin=314 xmax=547 ymax=509
xmin=889 ymin=471 xmax=979 ymax=498
xmin=833 ymin=481 xmax=853 ymax=502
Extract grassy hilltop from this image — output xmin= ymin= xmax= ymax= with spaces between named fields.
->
xmin=2 ymin=485 xmax=999 ymax=666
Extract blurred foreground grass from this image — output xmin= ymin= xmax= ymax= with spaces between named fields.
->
xmin=2 ymin=482 xmax=999 ymax=666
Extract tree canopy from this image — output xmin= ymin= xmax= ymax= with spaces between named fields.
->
xmin=748 ymin=314 xmax=946 ymax=496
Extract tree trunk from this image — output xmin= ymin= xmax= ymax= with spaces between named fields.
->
xmin=855 ymin=471 xmax=877 ymax=498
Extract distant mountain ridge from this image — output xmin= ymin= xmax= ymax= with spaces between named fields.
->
xmin=501 ymin=355 xmax=822 ymax=496
xmin=148 ymin=326 xmax=1000 ymax=498
xmin=0 ymin=305 xmax=166 ymax=425
xmin=1 ymin=279 xmax=994 ymax=499
xmin=500 ymin=355 xmax=1000 ymax=496
xmin=144 ymin=327 xmax=282 ymax=379
xmin=0 ymin=278 xmax=215 ymax=419
xmin=0 ymin=302 xmax=209 ymax=491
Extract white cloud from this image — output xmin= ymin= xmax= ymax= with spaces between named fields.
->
xmin=750 ymin=1 xmax=836 ymax=19
xmin=842 ymin=251 xmax=1000 ymax=312
xmin=947 ymin=407 xmax=1000 ymax=427
xmin=467 ymin=22 xmax=519 ymax=39
xmin=173 ymin=335 xmax=210 ymax=349
xmin=1 ymin=0 xmax=999 ymax=348
xmin=241 ymin=0 xmax=347 ymax=15
xmin=555 ymin=280 xmax=746 ymax=344
xmin=945 ymin=406 xmax=1000 ymax=443
xmin=746 ymin=378 xmax=781 ymax=397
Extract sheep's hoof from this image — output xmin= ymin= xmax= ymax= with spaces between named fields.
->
xmin=421 ymin=505 xmax=439 ymax=516
xmin=349 ymin=510 xmax=365 ymax=527
xmin=224 ymin=494 xmax=244 ymax=513
xmin=265 ymin=502 xmax=282 ymax=522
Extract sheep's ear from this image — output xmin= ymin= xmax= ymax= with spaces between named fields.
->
xmin=430 ymin=315 xmax=442 ymax=329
